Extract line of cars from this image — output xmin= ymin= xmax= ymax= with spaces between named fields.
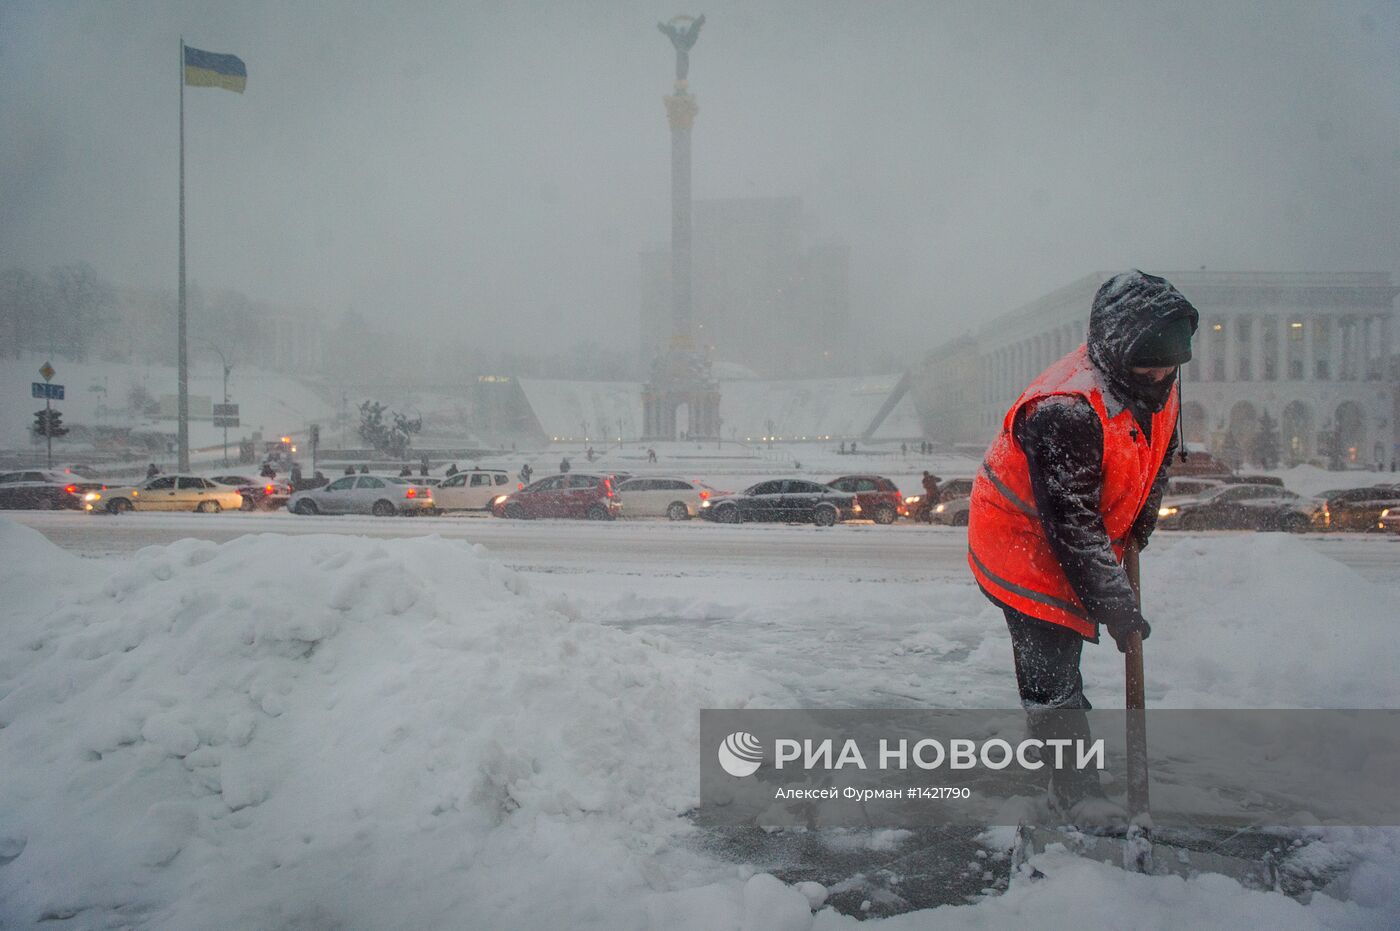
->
xmin=1155 ymin=477 xmax=1400 ymax=532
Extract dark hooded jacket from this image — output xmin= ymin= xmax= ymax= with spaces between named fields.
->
xmin=1007 ymin=272 xmax=1198 ymax=637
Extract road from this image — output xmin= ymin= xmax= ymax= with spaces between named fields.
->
xmin=9 ymin=510 xmax=1398 ymax=585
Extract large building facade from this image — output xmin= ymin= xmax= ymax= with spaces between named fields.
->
xmin=639 ymin=196 xmax=850 ymax=378
xmin=915 ymin=271 xmax=1398 ymax=467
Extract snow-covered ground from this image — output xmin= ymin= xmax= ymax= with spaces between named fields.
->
xmin=2 ymin=509 xmax=1397 ymax=928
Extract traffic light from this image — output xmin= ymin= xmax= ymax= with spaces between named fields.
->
xmin=32 ymin=409 xmax=68 ymax=438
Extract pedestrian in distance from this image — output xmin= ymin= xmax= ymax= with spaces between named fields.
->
xmin=344 ymin=465 xmax=355 ymax=476
xmin=399 ymin=465 xmax=412 ymax=477
xmin=290 ymin=463 xmax=303 ymax=490
xmin=647 ymin=447 xmax=658 ymax=463
xmin=916 ymin=470 xmax=942 ymax=522
xmin=839 ymin=441 xmax=846 ymax=455
xmin=359 ymin=464 xmax=369 ymax=474
xmin=901 ymin=442 xmax=908 ymax=456
xmin=520 ymin=463 xmax=533 ymax=484
xmin=446 ymin=463 xmax=458 ymax=477
xmin=559 ymin=457 xmax=571 ymax=474
xmin=260 ymin=461 xmax=276 ymax=479
xmin=420 ymin=456 xmax=429 ymax=477
xmin=146 ymin=462 xmax=160 ymax=478
xmin=967 ymin=270 xmax=1196 ymax=818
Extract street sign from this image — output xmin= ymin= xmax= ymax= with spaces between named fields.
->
xmin=213 ymin=402 xmax=239 ymax=417
xmin=31 ymin=382 xmax=65 ymax=400
xmin=213 ymin=416 xmax=240 ymax=428
xmin=39 ymin=361 xmax=55 ymax=381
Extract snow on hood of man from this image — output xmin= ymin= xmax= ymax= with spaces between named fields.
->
xmin=0 ymin=520 xmax=779 ymax=928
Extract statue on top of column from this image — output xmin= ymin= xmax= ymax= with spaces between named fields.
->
xmin=658 ymin=14 xmax=705 ymax=81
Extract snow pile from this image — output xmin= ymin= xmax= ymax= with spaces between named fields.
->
xmin=0 ymin=519 xmax=776 ymax=928
xmin=1082 ymin=534 xmax=1400 ymax=708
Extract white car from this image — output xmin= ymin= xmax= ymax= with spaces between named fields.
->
xmin=287 ymin=474 xmax=436 ymax=516
xmin=104 ymin=474 xmax=244 ymax=513
xmin=614 ymin=476 xmax=720 ymax=520
xmin=433 ymin=469 xmax=513 ymax=511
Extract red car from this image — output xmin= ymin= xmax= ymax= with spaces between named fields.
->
xmin=826 ymin=474 xmax=905 ymax=524
xmin=238 ymin=480 xmax=293 ymax=511
xmin=493 ymin=473 xmax=623 ymax=520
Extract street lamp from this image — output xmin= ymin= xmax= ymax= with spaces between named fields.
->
xmin=202 ymin=343 xmax=233 ymax=466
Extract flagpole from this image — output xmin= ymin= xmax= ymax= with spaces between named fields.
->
xmin=178 ymin=36 xmax=190 ymax=472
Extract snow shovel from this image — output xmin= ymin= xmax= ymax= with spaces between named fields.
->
xmin=1012 ymin=544 xmax=1280 ymax=887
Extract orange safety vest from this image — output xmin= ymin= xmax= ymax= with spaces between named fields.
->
xmin=967 ymin=345 xmax=1178 ymax=638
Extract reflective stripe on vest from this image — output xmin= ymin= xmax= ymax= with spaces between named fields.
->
xmin=967 ymin=345 xmax=1178 ymax=638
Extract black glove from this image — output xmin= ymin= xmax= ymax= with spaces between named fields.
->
xmin=1105 ymin=613 xmax=1151 ymax=654
xmin=1129 ymin=516 xmax=1155 ymax=552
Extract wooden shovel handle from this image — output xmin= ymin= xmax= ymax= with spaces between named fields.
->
xmin=1123 ymin=543 xmax=1150 ymax=819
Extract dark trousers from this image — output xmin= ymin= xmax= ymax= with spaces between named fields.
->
xmin=1002 ymin=606 xmax=1103 ymax=808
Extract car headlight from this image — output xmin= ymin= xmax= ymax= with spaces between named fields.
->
xmin=84 ymin=492 xmax=101 ymax=502
xmin=905 ymin=495 xmax=920 ymax=505
xmin=491 ymin=495 xmax=507 ymax=506
xmin=1382 ymin=508 xmax=1390 ymax=519
xmin=934 ymin=503 xmax=945 ymax=513
xmin=1158 ymin=506 xmax=1178 ymax=517
xmin=700 ymin=499 xmax=711 ymax=508
xmin=851 ymin=501 xmax=861 ymax=513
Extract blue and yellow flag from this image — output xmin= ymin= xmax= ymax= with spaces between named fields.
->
xmin=184 ymin=46 xmax=246 ymax=93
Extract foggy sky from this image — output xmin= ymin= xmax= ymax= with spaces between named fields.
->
xmin=3 ymin=1 xmax=1398 ymax=361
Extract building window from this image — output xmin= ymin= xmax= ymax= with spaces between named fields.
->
xmin=1313 ymin=318 xmax=1331 ymax=380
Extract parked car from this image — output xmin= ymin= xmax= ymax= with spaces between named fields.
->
xmin=1220 ymin=473 xmax=1285 ymax=487
xmin=929 ymin=495 xmax=972 ymax=526
xmin=0 ymin=470 xmax=106 ymax=510
xmin=492 ymin=473 xmax=622 ymax=520
xmin=826 ymin=474 xmax=904 ymax=524
xmin=698 ymin=479 xmax=859 ymax=527
xmin=434 ymin=468 xmax=513 ymax=512
xmin=287 ymin=474 xmax=436 ymax=516
xmin=103 ymin=474 xmax=245 ymax=513
xmin=1165 ymin=476 xmax=1224 ymax=497
xmin=210 ymin=474 xmax=257 ymax=488
xmin=238 ymin=480 xmax=293 ymax=511
xmin=1312 ymin=485 xmax=1400 ymax=532
xmin=1156 ymin=484 xmax=1314 ymax=532
xmin=614 ymin=476 xmax=721 ymax=519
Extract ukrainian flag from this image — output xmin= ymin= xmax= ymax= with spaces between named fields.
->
xmin=184 ymin=46 xmax=246 ymax=93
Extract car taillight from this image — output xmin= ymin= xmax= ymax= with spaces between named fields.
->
xmin=264 ymin=485 xmax=275 ymax=495
xmin=405 ymin=488 xmax=417 ymax=498
xmin=518 ymin=482 xmax=524 ymax=490
xmin=65 ymin=484 xmax=77 ymax=494
xmin=699 ymin=490 xmax=710 ymax=500
xmin=604 ymin=478 xmax=614 ymax=497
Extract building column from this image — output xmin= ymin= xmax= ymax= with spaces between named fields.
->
xmin=1278 ymin=315 xmax=1291 ymax=380
xmin=1303 ymin=316 xmax=1315 ymax=383
xmin=1380 ymin=315 xmax=1393 ymax=377
xmin=1223 ymin=316 xmax=1237 ymax=382
xmin=1260 ymin=316 xmax=1271 ymax=380
xmin=1330 ymin=316 xmax=1345 ymax=381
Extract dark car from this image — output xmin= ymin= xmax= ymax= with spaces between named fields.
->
xmin=698 ymin=479 xmax=860 ymax=527
xmin=493 ymin=473 xmax=622 ymax=520
xmin=1313 ymin=485 xmax=1400 ymax=532
xmin=1156 ymin=483 xmax=1314 ymax=532
xmin=0 ymin=470 xmax=106 ymax=510
xmin=237 ymin=480 xmax=294 ymax=511
xmin=826 ymin=474 xmax=903 ymax=524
